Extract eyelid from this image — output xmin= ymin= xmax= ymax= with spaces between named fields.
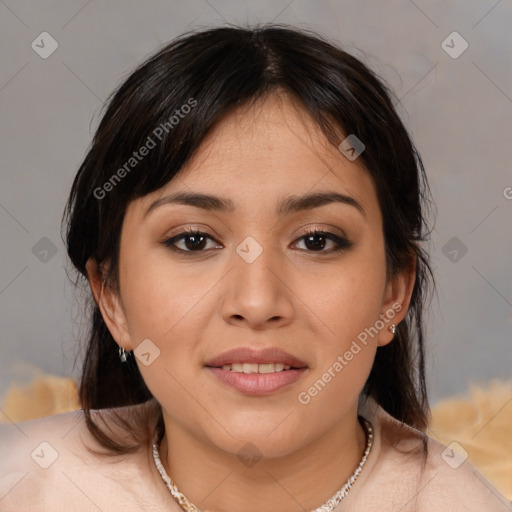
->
xmin=294 ymin=223 xmax=348 ymax=239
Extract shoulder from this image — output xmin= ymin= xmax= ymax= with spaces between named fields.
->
xmin=370 ymin=406 xmax=511 ymax=512
xmin=0 ymin=409 xmax=87 ymax=510
xmin=0 ymin=401 xmax=165 ymax=511
xmin=0 ymin=407 xmax=86 ymax=473
xmin=416 ymin=435 xmax=511 ymax=511
xmin=0 ymin=403 xmax=149 ymax=469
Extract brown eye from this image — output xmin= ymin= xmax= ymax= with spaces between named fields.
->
xmin=163 ymin=229 xmax=221 ymax=252
xmin=162 ymin=228 xmax=353 ymax=255
xmin=294 ymin=229 xmax=353 ymax=253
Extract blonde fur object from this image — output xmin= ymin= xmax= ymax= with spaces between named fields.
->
xmin=428 ymin=379 xmax=512 ymax=500
xmin=1 ymin=372 xmax=510 ymax=499
xmin=0 ymin=374 xmax=79 ymax=423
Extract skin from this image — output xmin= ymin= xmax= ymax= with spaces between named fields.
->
xmin=87 ymin=92 xmax=415 ymax=512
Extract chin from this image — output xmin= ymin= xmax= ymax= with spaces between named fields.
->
xmin=206 ymin=419 xmax=310 ymax=461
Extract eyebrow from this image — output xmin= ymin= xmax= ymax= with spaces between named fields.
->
xmin=144 ymin=190 xmax=366 ymax=219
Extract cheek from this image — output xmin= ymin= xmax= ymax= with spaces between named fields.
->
xmin=293 ymin=240 xmax=387 ymax=401
xmin=119 ymin=247 xmax=205 ymax=341
xmin=294 ymin=267 xmax=385 ymax=419
xmin=304 ymin=249 xmax=387 ymax=349
xmin=117 ymin=247 xmax=218 ymax=409
xmin=118 ymin=251 xmax=210 ymax=413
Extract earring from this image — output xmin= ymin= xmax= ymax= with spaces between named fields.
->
xmin=119 ymin=347 xmax=128 ymax=363
xmin=389 ymin=324 xmax=396 ymax=335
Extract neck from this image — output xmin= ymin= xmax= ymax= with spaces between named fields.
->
xmin=156 ymin=406 xmax=366 ymax=512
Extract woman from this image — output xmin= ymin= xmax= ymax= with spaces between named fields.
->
xmin=1 ymin=24 xmax=509 ymax=511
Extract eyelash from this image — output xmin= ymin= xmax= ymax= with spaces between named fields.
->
xmin=162 ymin=227 xmax=353 ymax=255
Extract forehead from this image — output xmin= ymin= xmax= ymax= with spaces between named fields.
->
xmin=130 ymin=94 xmax=380 ymax=222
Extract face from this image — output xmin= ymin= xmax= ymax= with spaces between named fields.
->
xmin=92 ymin=94 xmax=411 ymax=458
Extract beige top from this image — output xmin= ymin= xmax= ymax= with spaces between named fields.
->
xmin=0 ymin=399 xmax=510 ymax=512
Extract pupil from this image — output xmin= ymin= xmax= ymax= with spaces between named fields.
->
xmin=186 ymin=234 xmax=206 ymax=250
xmin=306 ymin=234 xmax=325 ymax=251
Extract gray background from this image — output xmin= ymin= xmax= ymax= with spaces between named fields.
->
xmin=1 ymin=0 xmax=511 ymax=405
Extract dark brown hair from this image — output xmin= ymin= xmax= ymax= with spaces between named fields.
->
xmin=63 ymin=24 xmax=435 ymax=454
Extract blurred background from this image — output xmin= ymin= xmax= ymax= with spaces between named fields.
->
xmin=1 ymin=0 xmax=511 ymax=405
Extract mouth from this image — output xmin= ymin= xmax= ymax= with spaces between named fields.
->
xmin=204 ymin=347 xmax=308 ymax=395
xmin=207 ymin=362 xmax=305 ymax=373
xmin=204 ymin=346 xmax=308 ymax=370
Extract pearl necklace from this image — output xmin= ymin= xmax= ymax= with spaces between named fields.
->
xmin=152 ymin=417 xmax=373 ymax=512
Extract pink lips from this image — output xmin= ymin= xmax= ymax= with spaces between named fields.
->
xmin=204 ymin=346 xmax=308 ymax=396
xmin=206 ymin=367 xmax=307 ymax=395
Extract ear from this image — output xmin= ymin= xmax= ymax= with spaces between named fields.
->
xmin=376 ymin=256 xmax=416 ymax=347
xmin=85 ymin=258 xmax=133 ymax=351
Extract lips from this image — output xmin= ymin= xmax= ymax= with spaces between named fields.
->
xmin=204 ymin=347 xmax=308 ymax=369
xmin=207 ymin=366 xmax=307 ymax=395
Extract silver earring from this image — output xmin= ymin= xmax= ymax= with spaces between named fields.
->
xmin=389 ymin=324 xmax=396 ymax=335
xmin=119 ymin=347 xmax=128 ymax=363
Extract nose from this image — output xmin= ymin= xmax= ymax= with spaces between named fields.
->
xmin=220 ymin=239 xmax=294 ymax=330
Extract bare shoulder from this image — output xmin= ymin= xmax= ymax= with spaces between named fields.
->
xmin=0 ymin=401 xmax=168 ymax=511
